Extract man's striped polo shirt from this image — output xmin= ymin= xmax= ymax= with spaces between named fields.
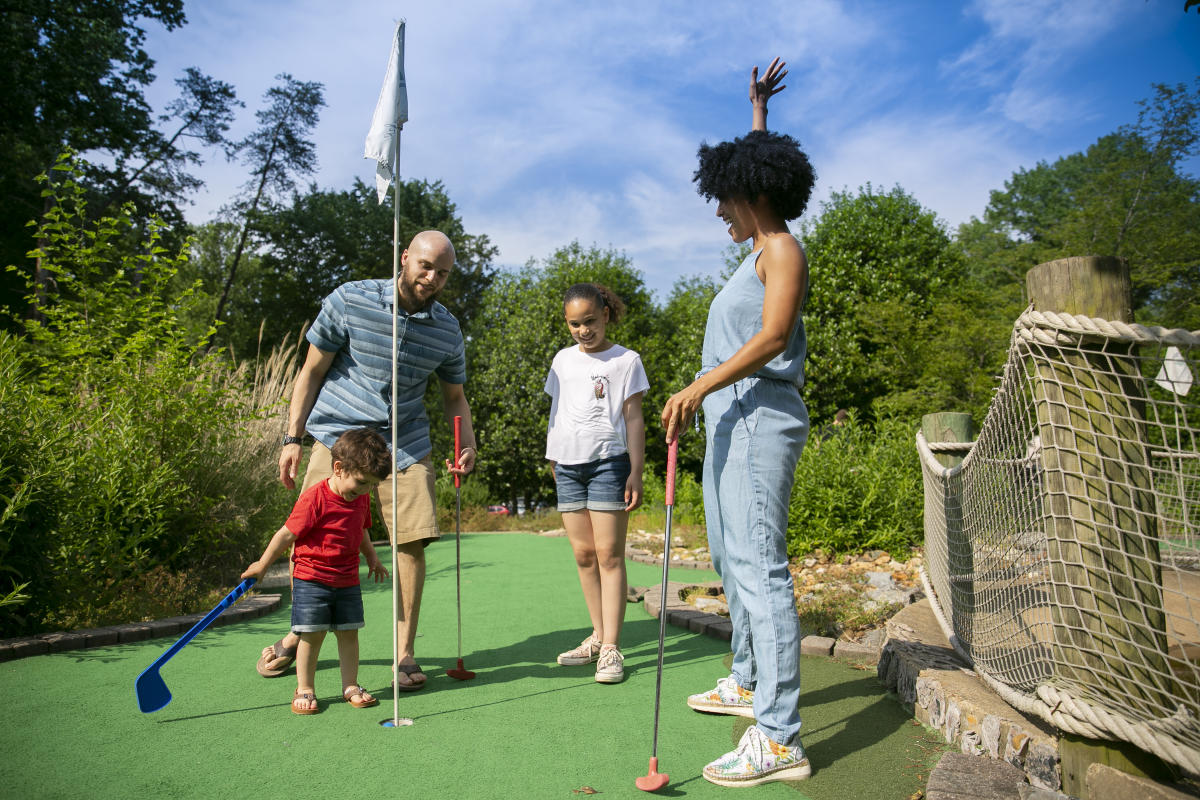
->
xmin=304 ymin=279 xmax=466 ymax=470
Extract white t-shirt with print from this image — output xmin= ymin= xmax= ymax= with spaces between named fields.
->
xmin=544 ymin=343 xmax=650 ymax=465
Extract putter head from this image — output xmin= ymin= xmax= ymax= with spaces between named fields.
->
xmin=635 ymin=757 xmax=669 ymax=791
xmin=446 ymin=658 xmax=476 ymax=681
xmin=134 ymin=666 xmax=172 ymax=713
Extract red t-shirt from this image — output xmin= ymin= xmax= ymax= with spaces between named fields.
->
xmin=286 ymin=480 xmax=372 ymax=588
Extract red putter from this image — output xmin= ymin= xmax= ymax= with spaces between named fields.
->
xmin=636 ymin=438 xmax=679 ymax=792
xmin=446 ymin=415 xmax=476 ymax=681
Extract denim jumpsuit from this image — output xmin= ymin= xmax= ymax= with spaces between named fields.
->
xmin=700 ymin=247 xmax=809 ymax=745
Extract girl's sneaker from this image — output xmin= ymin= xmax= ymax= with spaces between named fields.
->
xmin=702 ymin=725 xmax=811 ymax=787
xmin=686 ymin=675 xmax=755 ymax=717
xmin=557 ymin=634 xmax=601 ymax=666
xmin=594 ymin=645 xmax=625 ymax=683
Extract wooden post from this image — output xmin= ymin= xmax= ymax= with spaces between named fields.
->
xmin=1025 ymin=257 xmax=1173 ymax=770
xmin=922 ymin=412 xmax=976 ymax=643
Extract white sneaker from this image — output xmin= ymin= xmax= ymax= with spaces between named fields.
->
xmin=594 ymin=645 xmax=625 ymax=683
xmin=702 ymin=725 xmax=812 ymax=787
xmin=557 ymin=635 xmax=601 ymax=666
xmin=686 ymin=675 xmax=755 ymax=718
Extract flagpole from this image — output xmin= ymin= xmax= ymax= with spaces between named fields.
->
xmin=364 ymin=17 xmax=409 ymax=729
xmin=390 ymin=126 xmax=403 ymax=729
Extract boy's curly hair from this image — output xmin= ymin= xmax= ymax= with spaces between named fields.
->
xmin=693 ymin=130 xmax=816 ymax=221
xmin=331 ymin=427 xmax=392 ymax=480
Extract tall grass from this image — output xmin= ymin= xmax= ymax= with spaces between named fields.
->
xmin=0 ymin=162 xmax=300 ymax=636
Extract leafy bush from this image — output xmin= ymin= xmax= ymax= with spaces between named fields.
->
xmin=639 ymin=463 xmax=705 ymax=527
xmin=787 ymin=412 xmax=923 ymax=558
xmin=0 ymin=157 xmax=292 ymax=636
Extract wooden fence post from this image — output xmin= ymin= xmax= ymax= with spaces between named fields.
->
xmin=1025 ymin=257 xmax=1173 ymax=755
xmin=922 ymin=412 xmax=976 ymax=642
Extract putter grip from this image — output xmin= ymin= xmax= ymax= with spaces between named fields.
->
xmin=453 ymin=415 xmax=462 ymax=488
xmin=222 ymin=577 xmax=256 ymax=608
xmin=665 ymin=438 xmax=678 ymax=507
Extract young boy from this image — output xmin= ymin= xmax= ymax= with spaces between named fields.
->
xmin=242 ymin=427 xmax=391 ymax=715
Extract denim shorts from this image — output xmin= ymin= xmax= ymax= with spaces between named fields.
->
xmin=291 ymin=578 xmax=365 ymax=633
xmin=554 ymin=453 xmax=631 ymax=512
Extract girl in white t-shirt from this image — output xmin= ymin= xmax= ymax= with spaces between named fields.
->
xmin=545 ymin=283 xmax=649 ymax=684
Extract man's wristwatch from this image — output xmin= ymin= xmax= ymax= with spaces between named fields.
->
xmin=282 ymin=435 xmax=304 ymax=447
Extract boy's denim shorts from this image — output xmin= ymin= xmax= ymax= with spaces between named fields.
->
xmin=554 ymin=453 xmax=631 ymax=512
xmin=291 ymin=577 xmax=365 ymax=633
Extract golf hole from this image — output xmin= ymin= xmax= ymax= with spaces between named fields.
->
xmin=380 ymin=717 xmax=414 ymax=728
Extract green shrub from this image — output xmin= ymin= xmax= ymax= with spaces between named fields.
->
xmin=0 ymin=157 xmax=292 ymax=635
xmin=640 ymin=461 xmax=705 ymax=527
xmin=787 ymin=412 xmax=923 ymax=558
xmin=434 ymin=471 xmax=492 ymax=510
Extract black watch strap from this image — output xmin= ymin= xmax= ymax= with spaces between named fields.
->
xmin=282 ymin=435 xmax=304 ymax=446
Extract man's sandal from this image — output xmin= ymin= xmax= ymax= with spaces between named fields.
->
xmin=257 ymin=638 xmax=297 ymax=677
xmin=292 ymin=690 xmax=319 ymax=715
xmin=343 ymin=685 xmax=378 ymax=709
xmin=393 ymin=662 xmax=426 ymax=692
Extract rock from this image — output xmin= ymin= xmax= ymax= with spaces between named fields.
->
xmin=866 ymin=570 xmax=896 ymax=589
xmin=692 ymin=597 xmax=728 ymax=614
xmin=926 ymin=752 xmax=1025 ymax=800
xmin=859 ymin=627 xmax=888 ymax=650
xmin=868 ymin=587 xmax=912 ymax=606
xmin=1017 ymin=785 xmax=1076 ymax=800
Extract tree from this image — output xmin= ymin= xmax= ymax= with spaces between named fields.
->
xmin=641 ymin=275 xmax=719 ymax=478
xmin=958 ymin=80 xmax=1200 ymax=329
xmin=113 ymin=67 xmax=242 ymax=207
xmin=0 ymin=0 xmax=188 ymax=318
xmin=800 ymin=184 xmax=966 ymax=423
xmin=213 ymin=74 xmax=325 ymax=328
xmin=192 ymin=177 xmax=497 ymax=357
xmin=466 ymin=243 xmax=656 ymax=506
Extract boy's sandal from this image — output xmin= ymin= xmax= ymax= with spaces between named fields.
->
xmin=257 ymin=638 xmax=297 ymax=677
xmin=393 ymin=662 xmax=426 ymax=692
xmin=292 ymin=690 xmax=320 ymax=715
xmin=343 ymin=685 xmax=379 ymax=709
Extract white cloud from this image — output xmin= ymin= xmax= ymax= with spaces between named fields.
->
xmin=138 ymin=0 xmax=1192 ymax=297
xmin=946 ymin=0 xmax=1137 ymax=131
xmin=815 ymin=111 xmax=1028 ymax=229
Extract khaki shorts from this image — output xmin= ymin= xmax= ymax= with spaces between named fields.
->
xmin=303 ymin=441 xmax=440 ymax=545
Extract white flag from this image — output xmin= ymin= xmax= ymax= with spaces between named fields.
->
xmin=364 ymin=20 xmax=409 ymax=203
xmin=1155 ymin=345 xmax=1193 ymax=396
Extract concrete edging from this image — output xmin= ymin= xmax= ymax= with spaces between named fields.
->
xmin=0 ymin=593 xmax=281 ymax=662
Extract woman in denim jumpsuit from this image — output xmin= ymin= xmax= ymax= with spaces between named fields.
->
xmin=660 ymin=58 xmax=817 ymax=789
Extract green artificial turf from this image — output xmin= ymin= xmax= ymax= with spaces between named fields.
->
xmin=0 ymin=533 xmax=947 ymax=799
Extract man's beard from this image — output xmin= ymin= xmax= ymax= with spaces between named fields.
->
xmin=398 ymin=275 xmax=440 ymax=310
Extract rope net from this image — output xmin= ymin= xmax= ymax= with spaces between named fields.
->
xmin=919 ymin=307 xmax=1200 ymax=773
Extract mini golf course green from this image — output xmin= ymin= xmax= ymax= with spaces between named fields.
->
xmin=0 ymin=532 xmax=948 ymax=799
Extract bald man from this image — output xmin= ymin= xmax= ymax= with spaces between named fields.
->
xmin=261 ymin=230 xmax=479 ymax=698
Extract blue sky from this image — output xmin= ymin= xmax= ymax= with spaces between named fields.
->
xmin=141 ymin=0 xmax=1199 ymax=298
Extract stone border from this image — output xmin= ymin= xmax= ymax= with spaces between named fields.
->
xmin=877 ymin=599 xmax=1063 ymax=792
xmin=0 ymin=593 xmax=281 ymax=663
xmin=627 ymin=548 xmax=715 ymax=572
xmin=637 ymin=563 xmax=1071 ymax=799
xmin=640 ymin=575 xmax=884 ymax=666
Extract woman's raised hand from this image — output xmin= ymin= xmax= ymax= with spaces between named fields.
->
xmin=750 ymin=57 xmax=787 ymax=130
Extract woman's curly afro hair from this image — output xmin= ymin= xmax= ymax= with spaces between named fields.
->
xmin=693 ymin=130 xmax=816 ymax=221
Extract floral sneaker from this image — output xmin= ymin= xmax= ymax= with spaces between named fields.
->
xmin=557 ymin=634 xmax=601 ymax=666
xmin=686 ymin=675 xmax=755 ymax=718
xmin=594 ymin=645 xmax=624 ymax=683
xmin=702 ymin=725 xmax=812 ymax=787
